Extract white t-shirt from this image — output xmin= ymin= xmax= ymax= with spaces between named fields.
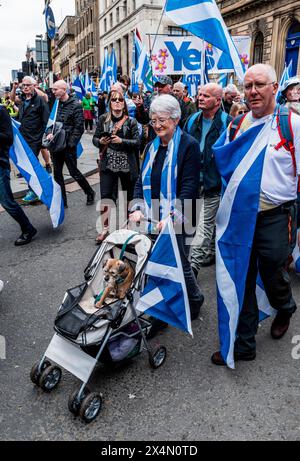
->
xmin=231 ymin=111 xmax=300 ymax=209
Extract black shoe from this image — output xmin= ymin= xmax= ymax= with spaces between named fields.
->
xmin=190 ymin=294 xmax=204 ymax=321
xmin=146 ymin=318 xmax=168 ymax=339
xmin=271 ymin=312 xmax=292 ymax=339
xmin=86 ymin=190 xmax=95 ymax=205
xmin=14 ymin=227 xmax=37 ymax=246
xmin=211 ymin=350 xmax=256 ymax=366
xmin=199 ymin=255 xmax=216 ymax=267
xmin=64 ymin=203 xmax=68 ymax=209
xmin=192 ymin=266 xmax=198 ymax=279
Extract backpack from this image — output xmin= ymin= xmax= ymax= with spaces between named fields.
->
xmin=186 ymin=110 xmax=229 ymax=135
xmin=229 ymin=106 xmax=296 ymax=177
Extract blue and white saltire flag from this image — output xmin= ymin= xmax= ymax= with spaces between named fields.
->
xmin=136 ymin=217 xmax=192 ymax=335
xmin=84 ymin=70 xmax=98 ymax=102
xmin=276 ymin=60 xmax=292 ymax=103
xmin=108 ymin=48 xmax=118 ymax=88
xmin=99 ymin=49 xmax=109 ymax=92
xmin=165 ymin=0 xmax=245 ymax=82
xmin=46 ymin=99 xmax=84 ymax=159
xmin=213 ymin=116 xmax=274 ymax=369
xmin=218 ymin=73 xmax=228 ymax=88
xmin=73 ymin=76 xmax=86 ymax=100
xmin=292 ymin=230 xmax=300 ymax=274
xmin=142 ymin=126 xmax=181 ymax=230
xmin=133 ymin=30 xmax=153 ymax=92
xmin=10 ymin=120 xmax=64 ymax=228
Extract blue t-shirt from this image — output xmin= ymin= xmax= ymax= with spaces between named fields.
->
xmin=199 ymin=117 xmax=213 ymax=152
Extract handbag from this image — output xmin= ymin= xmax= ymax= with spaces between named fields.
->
xmin=98 ymin=115 xmax=129 ymax=166
xmin=42 ymin=121 xmax=67 ymax=153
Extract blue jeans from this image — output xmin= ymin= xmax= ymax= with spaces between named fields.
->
xmin=0 ymin=166 xmax=33 ymax=233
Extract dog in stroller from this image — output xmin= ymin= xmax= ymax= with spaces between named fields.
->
xmin=30 ymin=229 xmax=167 ymax=423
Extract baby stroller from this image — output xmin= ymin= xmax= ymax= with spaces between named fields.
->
xmin=30 ymin=229 xmax=167 ymax=423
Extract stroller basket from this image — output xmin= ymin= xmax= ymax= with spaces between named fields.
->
xmin=54 ymin=283 xmax=126 ymax=340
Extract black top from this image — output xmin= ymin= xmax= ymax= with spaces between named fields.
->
xmin=18 ymin=91 xmax=49 ymax=153
xmin=56 ymin=95 xmax=84 ymax=151
xmin=0 ymin=106 xmax=13 ymax=170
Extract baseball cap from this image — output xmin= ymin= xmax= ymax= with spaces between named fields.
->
xmin=282 ymin=77 xmax=300 ymax=94
xmin=154 ymin=75 xmax=173 ymax=86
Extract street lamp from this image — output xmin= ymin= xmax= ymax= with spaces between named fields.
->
xmin=36 ymin=34 xmax=44 ymax=81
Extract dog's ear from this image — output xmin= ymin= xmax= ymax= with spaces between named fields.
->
xmin=117 ymin=261 xmax=126 ymax=273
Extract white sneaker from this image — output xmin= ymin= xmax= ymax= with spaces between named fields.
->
xmin=0 ymin=280 xmax=4 ymax=293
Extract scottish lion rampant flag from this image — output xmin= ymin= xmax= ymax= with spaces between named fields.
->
xmin=165 ymin=0 xmax=245 ymax=82
xmin=213 ymin=116 xmax=275 ymax=368
xmin=136 ymin=218 xmax=192 ymax=335
xmin=10 ymin=120 xmax=64 ymax=228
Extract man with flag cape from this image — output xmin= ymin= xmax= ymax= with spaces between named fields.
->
xmin=0 ymin=105 xmax=38 ymax=245
xmin=211 ymin=64 xmax=300 ymax=369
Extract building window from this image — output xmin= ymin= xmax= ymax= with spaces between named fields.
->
xmin=168 ymin=26 xmax=189 ymax=36
xmin=110 ymin=13 xmax=113 ymax=28
xmin=124 ymin=0 xmax=127 ymax=18
xmin=253 ymin=32 xmax=264 ymax=64
xmin=116 ymin=7 xmax=119 ymax=23
xmin=132 ymin=0 xmax=136 ymax=11
xmin=104 ymin=18 xmax=107 ymax=33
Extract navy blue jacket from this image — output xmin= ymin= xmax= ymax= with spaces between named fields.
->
xmin=184 ymin=108 xmax=232 ymax=194
xmin=133 ymin=132 xmax=201 ymax=223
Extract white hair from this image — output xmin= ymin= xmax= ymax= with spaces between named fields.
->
xmin=22 ymin=76 xmax=36 ymax=84
xmin=245 ymin=64 xmax=277 ymax=83
xmin=173 ymin=81 xmax=185 ymax=91
xmin=224 ymin=83 xmax=238 ymax=94
xmin=150 ymin=94 xmax=181 ymax=119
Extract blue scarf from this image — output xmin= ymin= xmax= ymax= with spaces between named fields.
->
xmin=142 ymin=126 xmax=182 ymax=228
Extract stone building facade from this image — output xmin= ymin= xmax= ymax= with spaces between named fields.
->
xmin=217 ymin=0 xmax=300 ymax=77
xmin=74 ymin=0 xmax=100 ymax=74
xmin=57 ymin=16 xmax=76 ymax=80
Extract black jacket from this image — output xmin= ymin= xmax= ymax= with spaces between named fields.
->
xmin=133 ymin=132 xmax=201 ymax=227
xmin=56 ymin=95 xmax=84 ymax=151
xmin=93 ymin=114 xmax=140 ymax=181
xmin=19 ymin=91 xmax=49 ymax=154
xmin=0 ymin=106 xmax=13 ymax=170
xmin=184 ymin=108 xmax=232 ymax=194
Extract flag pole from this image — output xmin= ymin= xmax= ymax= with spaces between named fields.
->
xmin=149 ymin=1 xmax=166 ymax=89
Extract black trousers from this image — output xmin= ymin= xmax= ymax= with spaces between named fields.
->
xmin=85 ymin=119 xmax=93 ymax=130
xmin=100 ymin=169 xmax=135 ymax=203
xmin=52 ymin=150 xmax=93 ymax=206
xmin=235 ymin=201 xmax=297 ymax=354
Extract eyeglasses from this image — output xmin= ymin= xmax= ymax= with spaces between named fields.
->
xmin=111 ymin=98 xmax=124 ymax=103
xmin=244 ymin=82 xmax=275 ymax=91
xmin=237 ymin=110 xmax=248 ymax=114
xmin=149 ymin=118 xmax=170 ymax=126
xmin=22 ymin=84 xmax=33 ymax=87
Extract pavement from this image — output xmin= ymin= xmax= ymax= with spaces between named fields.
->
xmin=10 ymin=131 xmax=99 ymax=199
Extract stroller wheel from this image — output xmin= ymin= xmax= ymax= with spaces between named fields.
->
xmin=149 ymin=346 xmax=167 ymax=369
xmin=39 ymin=365 xmax=62 ymax=392
xmin=30 ymin=360 xmax=51 ymax=385
xmin=79 ymin=392 xmax=103 ymax=423
xmin=68 ymin=386 xmax=91 ymax=416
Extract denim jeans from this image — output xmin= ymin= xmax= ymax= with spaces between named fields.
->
xmin=0 ymin=166 xmax=33 ymax=233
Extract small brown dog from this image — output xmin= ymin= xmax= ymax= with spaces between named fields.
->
xmin=95 ymin=258 xmax=135 ymax=308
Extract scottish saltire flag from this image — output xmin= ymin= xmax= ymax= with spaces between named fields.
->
xmin=10 ymin=120 xmax=64 ymax=228
xmin=218 ymin=73 xmax=228 ymax=88
xmin=46 ymin=100 xmax=84 ymax=159
xmin=136 ymin=218 xmax=192 ymax=335
xmin=99 ymin=49 xmax=109 ymax=92
xmin=165 ymin=0 xmax=245 ymax=82
xmin=73 ymin=76 xmax=86 ymax=100
xmin=213 ymin=116 xmax=274 ymax=368
xmin=84 ymin=70 xmax=98 ymax=102
xmin=133 ymin=29 xmax=153 ymax=92
xmin=276 ymin=60 xmax=292 ymax=103
xmin=292 ymin=230 xmax=300 ymax=274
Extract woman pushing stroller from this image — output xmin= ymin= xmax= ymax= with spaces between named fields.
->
xmin=129 ymin=94 xmax=205 ymax=333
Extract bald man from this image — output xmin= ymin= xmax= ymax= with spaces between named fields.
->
xmin=184 ymin=83 xmax=232 ymax=273
xmin=49 ymin=80 xmax=95 ymax=208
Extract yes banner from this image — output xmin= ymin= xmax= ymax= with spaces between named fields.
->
xmin=150 ymin=35 xmax=251 ymax=75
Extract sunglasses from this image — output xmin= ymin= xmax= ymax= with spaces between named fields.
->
xmin=237 ymin=110 xmax=248 ymax=114
xmin=22 ymin=84 xmax=33 ymax=87
xmin=111 ymin=97 xmax=124 ymax=103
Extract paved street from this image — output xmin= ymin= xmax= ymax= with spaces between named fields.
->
xmin=0 ymin=178 xmax=300 ymax=441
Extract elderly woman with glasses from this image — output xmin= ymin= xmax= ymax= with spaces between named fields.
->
xmin=93 ymin=89 xmax=140 ymax=244
xmin=130 ymin=94 xmax=204 ymax=333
